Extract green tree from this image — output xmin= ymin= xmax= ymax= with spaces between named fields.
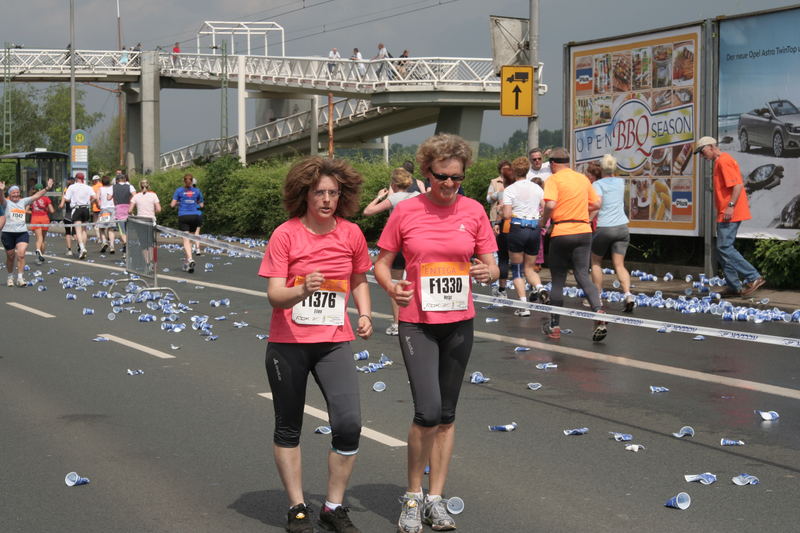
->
xmin=91 ymin=114 xmax=123 ymax=173
xmin=3 ymin=84 xmax=45 ymax=152
xmin=39 ymin=85 xmax=102 ymax=153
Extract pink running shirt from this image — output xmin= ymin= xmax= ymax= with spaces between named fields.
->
xmin=377 ymin=194 xmax=496 ymax=324
xmin=259 ymin=217 xmax=372 ymax=343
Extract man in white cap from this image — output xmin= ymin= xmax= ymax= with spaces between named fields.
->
xmin=694 ymin=136 xmax=765 ymax=296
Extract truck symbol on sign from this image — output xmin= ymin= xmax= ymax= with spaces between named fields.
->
xmin=506 ymin=71 xmax=529 ymax=83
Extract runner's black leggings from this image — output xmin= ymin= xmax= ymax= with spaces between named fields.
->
xmin=265 ymin=342 xmax=361 ymax=453
xmin=548 ymin=232 xmax=603 ymax=325
xmin=398 ymin=319 xmax=473 ymax=427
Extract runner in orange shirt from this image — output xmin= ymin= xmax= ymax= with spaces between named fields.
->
xmin=541 ymin=147 xmax=605 ymax=341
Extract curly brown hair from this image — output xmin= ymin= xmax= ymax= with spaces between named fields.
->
xmin=585 ymin=160 xmax=602 ymax=181
xmin=416 ymin=133 xmax=473 ymax=176
xmin=283 ymin=156 xmax=363 ymax=218
xmin=511 ymin=156 xmax=530 ymax=178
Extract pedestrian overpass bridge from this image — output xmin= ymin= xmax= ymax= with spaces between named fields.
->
xmin=4 ymin=49 xmax=501 ymax=172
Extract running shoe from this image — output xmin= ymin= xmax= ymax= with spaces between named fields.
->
xmin=187 ymin=260 xmax=195 ymax=274
xmin=386 ymin=323 xmax=399 ymax=336
xmin=514 ymin=308 xmax=531 ymax=317
xmin=397 ymin=494 xmax=423 ymax=533
xmin=100 ymin=242 xmax=108 ymax=253
xmin=286 ymin=503 xmax=314 ymax=533
xmin=537 ymin=287 xmax=550 ymax=305
xmin=79 ymin=248 xmax=87 ymax=260
xmin=422 ymin=497 xmax=456 ymax=531
xmin=66 ymin=249 xmax=74 ymax=257
xmin=491 ymin=285 xmax=504 ymax=298
xmin=541 ymin=319 xmax=561 ymax=340
xmin=195 ymin=249 xmax=203 ymax=256
xmin=35 ymin=249 xmax=44 ymax=263
xmin=16 ymin=276 xmax=26 ymax=287
xmin=592 ymin=309 xmax=608 ymax=342
xmin=7 ymin=275 xmax=14 ymax=287
xmin=109 ymin=247 xmax=115 ymax=255
xmin=121 ymin=244 xmax=126 ymax=254
xmin=318 ymin=506 xmax=360 ymax=533
xmin=527 ymin=290 xmax=538 ymax=303
xmin=623 ymin=294 xmax=635 ymax=313
xmin=181 ymin=261 xmax=189 ymax=272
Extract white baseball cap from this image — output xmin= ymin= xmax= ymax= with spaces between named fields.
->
xmin=693 ymin=136 xmax=717 ymax=154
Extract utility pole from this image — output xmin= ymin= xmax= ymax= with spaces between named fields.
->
xmin=116 ymin=0 xmax=125 ymax=167
xmin=527 ymin=0 xmax=539 ymax=151
xmin=220 ymin=41 xmax=229 ymax=145
xmin=69 ymin=0 xmax=76 ymax=134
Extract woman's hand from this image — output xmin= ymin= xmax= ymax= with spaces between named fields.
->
xmin=470 ymin=257 xmax=492 ymax=284
xmin=356 ymin=315 xmax=373 ymax=340
xmin=303 ymin=270 xmax=325 ymax=294
xmin=390 ymin=279 xmax=414 ymax=307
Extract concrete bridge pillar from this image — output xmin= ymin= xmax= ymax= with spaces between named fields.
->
xmin=124 ymin=86 xmax=141 ymax=174
xmin=140 ymin=51 xmax=161 ymax=174
xmin=435 ymin=107 xmax=484 ymax=157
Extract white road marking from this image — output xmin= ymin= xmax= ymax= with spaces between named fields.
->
xmin=6 ymin=302 xmax=55 ymax=318
xmin=64 ymin=257 xmax=800 ymax=399
xmin=97 ymin=333 xmax=177 ymax=359
xmin=258 ymin=392 xmax=407 ymax=447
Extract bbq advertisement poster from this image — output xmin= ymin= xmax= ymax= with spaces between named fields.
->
xmin=718 ymin=8 xmax=800 ymax=238
xmin=569 ymin=27 xmax=702 ymax=235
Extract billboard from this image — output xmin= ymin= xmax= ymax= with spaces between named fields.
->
xmin=718 ymin=8 xmax=800 ymax=238
xmin=568 ymin=26 xmax=702 ymax=235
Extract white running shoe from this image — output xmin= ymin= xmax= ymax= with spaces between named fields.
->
xmin=386 ymin=323 xmax=399 ymax=336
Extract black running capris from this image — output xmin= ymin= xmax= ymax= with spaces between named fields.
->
xmin=507 ymin=224 xmax=540 ymax=256
xmin=397 ymin=319 xmax=474 ymax=427
xmin=265 ymin=342 xmax=361 ymax=454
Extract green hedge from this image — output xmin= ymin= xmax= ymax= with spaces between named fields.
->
xmin=144 ymin=155 xmax=498 ymax=242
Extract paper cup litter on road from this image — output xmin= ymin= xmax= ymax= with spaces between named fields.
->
xmin=732 ymin=474 xmax=760 ymax=486
xmin=664 ymin=492 xmax=691 ymax=510
xmin=65 ymin=472 xmax=90 ymax=486
xmin=672 ymin=426 xmax=695 ymax=438
xmin=685 ymin=473 xmax=716 ymax=485
xmin=754 ymin=410 xmax=779 ymax=421
xmin=445 ymin=496 xmax=465 ymax=515
xmin=372 ymin=381 xmax=386 ymax=392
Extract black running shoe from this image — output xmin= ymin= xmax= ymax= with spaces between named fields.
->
xmin=527 ymin=290 xmax=538 ymax=303
xmin=188 ymin=260 xmax=195 ymax=274
xmin=287 ymin=503 xmax=314 ymax=533
xmin=538 ymin=288 xmax=550 ymax=305
xmin=319 ymin=506 xmax=360 ymax=533
xmin=592 ymin=309 xmax=608 ymax=342
xmin=100 ymin=243 xmax=108 ymax=253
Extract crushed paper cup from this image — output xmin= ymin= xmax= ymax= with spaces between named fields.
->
xmin=664 ymin=492 xmax=691 ymax=510
xmin=526 ymin=382 xmax=542 ymax=391
xmin=732 ymin=474 xmax=759 ymax=485
xmin=609 ymin=432 xmax=633 ymax=442
xmin=563 ymin=427 xmax=589 ymax=435
xmin=685 ymin=473 xmax=717 ymax=485
xmin=754 ymin=410 xmax=779 ymax=421
xmin=650 ymin=386 xmax=670 ymax=393
xmin=672 ymin=426 xmax=695 ymax=438
xmin=65 ymin=472 xmax=90 ymax=486
xmin=469 ymin=371 xmax=490 ymax=384
xmin=624 ymin=444 xmax=646 ymax=452
xmin=314 ymin=425 xmax=332 ymax=435
xmin=536 ymin=362 xmax=558 ymax=370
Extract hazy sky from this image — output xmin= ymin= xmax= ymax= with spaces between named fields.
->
xmin=2 ymin=0 xmax=796 ymax=152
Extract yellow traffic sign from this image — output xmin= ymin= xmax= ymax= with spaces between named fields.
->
xmin=500 ymin=65 xmax=534 ymax=117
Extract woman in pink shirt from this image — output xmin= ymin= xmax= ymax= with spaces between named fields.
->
xmin=258 ymin=157 xmax=372 ymax=533
xmin=129 ymin=179 xmax=161 ymax=221
xmin=374 ymin=134 xmax=498 ymax=533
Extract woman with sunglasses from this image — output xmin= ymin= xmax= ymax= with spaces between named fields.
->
xmin=374 ymin=133 xmax=498 ymax=533
xmin=259 ymin=156 xmax=372 ymax=533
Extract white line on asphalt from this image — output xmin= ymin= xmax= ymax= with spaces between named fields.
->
xmin=97 ymin=333 xmax=177 ymax=359
xmin=258 ymin=392 xmax=407 ymax=447
xmin=64 ymin=257 xmax=799 ymax=399
xmin=6 ymin=302 xmax=55 ymax=318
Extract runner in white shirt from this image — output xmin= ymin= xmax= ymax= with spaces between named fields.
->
xmin=503 ymin=156 xmax=548 ymax=315
xmin=97 ymin=175 xmax=116 ymax=253
xmin=0 ymin=178 xmax=54 ymax=286
xmin=60 ymin=172 xmax=96 ymax=259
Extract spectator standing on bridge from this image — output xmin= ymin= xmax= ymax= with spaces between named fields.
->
xmin=486 ymin=160 xmax=513 ymax=297
xmin=540 ymin=147 xmax=605 ymax=341
xmin=1 ymin=179 xmax=54 ymax=286
xmin=259 ymin=156 xmax=372 ymax=533
xmin=372 ymin=42 xmax=391 ymax=79
xmin=328 ymin=47 xmax=341 ymax=76
xmin=29 ymin=183 xmax=54 ymax=264
xmin=397 ymin=49 xmax=410 ymax=78
xmin=170 ymin=174 xmax=203 ymax=274
xmin=374 ymin=133 xmax=498 ymax=533
xmin=171 ymin=42 xmax=181 ymax=68
xmin=61 ymin=172 xmax=95 ymax=260
xmin=694 ymin=136 xmax=766 ymax=296
xmin=112 ymin=172 xmax=136 ymax=255
xmin=363 ymin=167 xmax=420 ymax=336
xmin=350 ymin=48 xmax=366 ymax=78
xmin=589 ymin=154 xmax=635 ymax=312
xmin=502 ymin=156 xmax=548 ymax=315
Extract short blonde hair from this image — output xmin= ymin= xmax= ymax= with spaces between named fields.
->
xmin=511 ymin=156 xmax=530 ymax=178
xmin=600 ymin=154 xmax=617 ymax=174
xmin=391 ymin=167 xmax=413 ymax=190
xmin=416 ymin=133 xmax=472 ymax=176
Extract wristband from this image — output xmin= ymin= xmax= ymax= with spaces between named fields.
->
xmin=359 ymin=314 xmax=372 ymax=323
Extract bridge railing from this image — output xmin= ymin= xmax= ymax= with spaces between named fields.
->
xmin=160 ymin=96 xmax=389 ymax=169
xmin=2 ymin=49 xmax=141 ymax=75
xmin=158 ymin=53 xmax=499 ymax=93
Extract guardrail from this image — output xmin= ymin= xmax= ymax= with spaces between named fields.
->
xmin=2 ymin=49 xmax=141 ymax=77
xmin=160 ymin=96 xmax=392 ymax=169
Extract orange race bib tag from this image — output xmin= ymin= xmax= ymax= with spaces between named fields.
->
xmin=98 ymin=211 xmax=113 ymax=223
xmin=420 ymin=261 xmax=470 ymax=311
xmin=9 ymin=208 xmax=25 ymax=221
xmin=291 ymin=277 xmax=348 ymax=326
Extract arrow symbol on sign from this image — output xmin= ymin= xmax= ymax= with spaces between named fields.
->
xmin=512 ymin=85 xmax=522 ymax=110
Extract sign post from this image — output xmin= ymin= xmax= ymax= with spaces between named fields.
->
xmin=70 ymin=128 xmax=89 ymax=179
xmin=500 ymin=65 xmax=534 ymax=117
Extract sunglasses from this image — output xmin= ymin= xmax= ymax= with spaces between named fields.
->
xmin=431 ymin=171 xmax=466 ymax=183
xmin=531 ymin=157 xmax=542 ymax=161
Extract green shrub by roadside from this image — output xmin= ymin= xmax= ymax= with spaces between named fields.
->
xmin=750 ymin=235 xmax=800 ymax=289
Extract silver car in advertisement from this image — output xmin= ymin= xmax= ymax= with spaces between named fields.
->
xmin=738 ymin=99 xmax=800 ymax=157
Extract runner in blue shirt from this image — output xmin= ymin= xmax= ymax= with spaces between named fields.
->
xmin=170 ymin=174 xmax=204 ymax=273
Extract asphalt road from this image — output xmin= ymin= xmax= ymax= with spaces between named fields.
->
xmin=1 ymin=237 xmax=798 ymax=533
